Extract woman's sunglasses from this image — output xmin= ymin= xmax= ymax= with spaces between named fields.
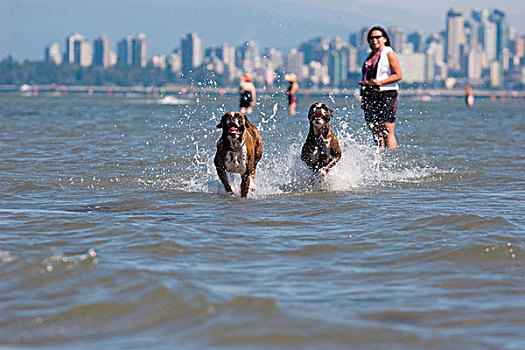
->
xmin=369 ymin=35 xmax=383 ymax=40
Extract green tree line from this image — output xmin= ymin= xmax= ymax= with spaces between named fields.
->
xmin=0 ymin=56 xmax=226 ymax=87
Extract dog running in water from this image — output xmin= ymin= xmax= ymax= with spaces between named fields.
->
xmin=301 ymin=103 xmax=341 ymax=175
xmin=214 ymin=111 xmax=263 ymax=198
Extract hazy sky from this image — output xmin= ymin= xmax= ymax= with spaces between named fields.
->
xmin=1 ymin=0 xmax=523 ymax=60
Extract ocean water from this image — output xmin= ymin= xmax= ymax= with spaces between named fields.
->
xmin=0 ymin=92 xmax=523 ymax=349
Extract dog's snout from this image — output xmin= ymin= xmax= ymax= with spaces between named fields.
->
xmin=309 ymin=104 xmax=331 ymax=120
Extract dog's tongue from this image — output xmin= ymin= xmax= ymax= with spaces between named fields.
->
xmin=229 ymin=127 xmax=240 ymax=134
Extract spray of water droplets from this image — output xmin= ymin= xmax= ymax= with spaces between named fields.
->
xmin=138 ymin=96 xmax=439 ymax=198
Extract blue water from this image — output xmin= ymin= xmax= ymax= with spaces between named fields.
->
xmin=0 ymin=93 xmax=524 ymax=349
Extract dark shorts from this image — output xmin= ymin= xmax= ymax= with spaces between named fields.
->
xmin=288 ymin=94 xmax=298 ymax=105
xmin=240 ymin=92 xmax=253 ymax=108
xmin=361 ymin=88 xmax=398 ymax=124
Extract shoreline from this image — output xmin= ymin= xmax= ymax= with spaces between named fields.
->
xmin=1 ymin=84 xmax=523 ymax=99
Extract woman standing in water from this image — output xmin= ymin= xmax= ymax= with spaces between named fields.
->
xmin=359 ymin=26 xmax=403 ymax=148
xmin=239 ymin=74 xmax=256 ymax=115
xmin=285 ymin=73 xmax=299 ymax=115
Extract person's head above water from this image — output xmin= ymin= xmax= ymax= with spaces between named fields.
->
xmin=285 ymin=73 xmax=297 ymax=83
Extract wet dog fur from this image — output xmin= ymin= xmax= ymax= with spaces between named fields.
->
xmin=301 ymin=103 xmax=341 ymax=174
xmin=214 ymin=111 xmax=263 ymax=198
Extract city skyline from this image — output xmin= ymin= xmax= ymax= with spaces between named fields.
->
xmin=1 ymin=0 xmax=524 ymax=61
xmin=35 ymin=5 xmax=524 ymax=89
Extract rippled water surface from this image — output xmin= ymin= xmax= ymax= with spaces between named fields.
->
xmin=1 ymin=93 xmax=524 ymax=349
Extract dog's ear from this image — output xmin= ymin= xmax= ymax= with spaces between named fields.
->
xmin=308 ymin=104 xmax=316 ymax=116
xmin=216 ymin=113 xmax=227 ymax=129
xmin=239 ymin=112 xmax=247 ymax=124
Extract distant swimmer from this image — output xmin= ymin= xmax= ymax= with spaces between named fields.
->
xmin=465 ymin=85 xmax=474 ymax=107
xmin=239 ymin=74 xmax=256 ymax=115
xmin=285 ymin=73 xmax=299 ymax=115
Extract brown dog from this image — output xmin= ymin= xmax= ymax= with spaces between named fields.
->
xmin=214 ymin=111 xmax=263 ymax=198
xmin=301 ymin=103 xmax=341 ymax=174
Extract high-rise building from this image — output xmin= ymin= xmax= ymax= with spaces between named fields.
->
xmin=389 ymin=27 xmax=406 ymax=52
xmin=467 ymin=45 xmax=484 ymax=83
xmin=446 ymin=8 xmax=465 ymax=71
xmin=109 ymin=52 xmax=118 ymax=67
xmin=490 ymin=60 xmax=502 ymax=87
xmin=465 ymin=20 xmax=479 ymax=50
xmin=117 ymin=37 xmax=133 ymax=66
xmin=347 ymin=45 xmax=359 ymax=73
xmin=490 ymin=9 xmax=510 ymax=59
xmin=239 ymin=41 xmax=259 ymax=62
xmin=298 ymin=37 xmax=329 ymax=65
xmin=204 ymin=47 xmax=218 ymax=61
xmin=181 ymin=32 xmax=203 ymax=75
xmin=45 ymin=42 xmax=62 ymax=65
xmin=168 ymin=53 xmax=182 ymax=73
xmin=349 ymin=27 xmax=369 ymax=50
xmin=285 ymin=49 xmax=305 ymax=78
xmin=132 ymin=33 xmax=148 ymax=68
xmin=514 ymin=36 xmax=525 ymax=59
xmin=263 ymin=48 xmax=283 ymax=71
xmin=65 ymin=33 xmax=85 ymax=64
xmin=330 ymin=37 xmax=346 ymax=51
xmin=407 ymin=31 xmax=425 ymax=53
xmin=425 ymin=37 xmax=447 ymax=82
xmin=397 ymin=52 xmax=426 ymax=83
xmin=471 ymin=8 xmax=489 ymax=23
xmin=328 ymin=49 xmax=348 ymax=87
xmin=77 ymin=40 xmax=92 ymax=67
xmin=501 ymin=48 xmax=512 ymax=71
xmin=94 ymin=36 xmax=111 ymax=68
xmin=151 ymin=55 xmax=166 ymax=69
xmin=480 ymin=20 xmax=497 ymax=62
xmin=471 ymin=8 xmax=488 ymax=48
xmin=217 ymin=44 xmax=235 ymax=66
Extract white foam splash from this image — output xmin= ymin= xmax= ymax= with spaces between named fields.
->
xmin=149 ymin=108 xmax=438 ymax=199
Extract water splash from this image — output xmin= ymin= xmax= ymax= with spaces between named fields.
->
xmin=141 ymin=103 xmax=439 ymax=198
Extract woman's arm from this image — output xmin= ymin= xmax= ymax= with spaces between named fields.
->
xmin=373 ymin=51 xmax=402 ymax=86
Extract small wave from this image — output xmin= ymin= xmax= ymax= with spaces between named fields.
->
xmin=281 ymin=243 xmax=348 ymax=257
xmin=1 ymin=248 xmax=98 ymax=293
xmin=67 ymin=199 xmax=152 ymax=212
xmin=436 ymin=243 xmax=522 ymax=263
xmin=385 ymin=243 xmax=523 ymax=268
xmin=37 ymin=248 xmax=98 ymax=273
xmin=3 ymin=180 xmax=48 ymax=194
xmin=0 ymin=249 xmax=16 ymax=264
xmin=400 ymin=214 xmax=518 ymax=233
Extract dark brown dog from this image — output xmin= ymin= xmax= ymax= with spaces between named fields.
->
xmin=214 ymin=111 xmax=263 ymax=198
xmin=301 ymin=103 xmax=341 ymax=174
